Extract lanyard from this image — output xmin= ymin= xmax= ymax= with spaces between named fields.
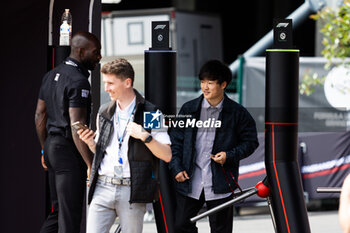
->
xmin=116 ymin=105 xmax=136 ymax=165
xmin=64 ymin=60 xmax=83 ymax=74
xmin=64 ymin=59 xmax=88 ymax=77
xmin=221 ymin=166 xmax=243 ymax=194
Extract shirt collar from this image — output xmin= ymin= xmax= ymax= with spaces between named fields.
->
xmin=116 ymin=96 xmax=136 ymax=116
xmin=65 ymin=57 xmax=90 ymax=78
xmin=202 ymin=97 xmax=224 ymax=109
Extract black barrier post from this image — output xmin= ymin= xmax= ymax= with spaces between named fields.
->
xmin=145 ymin=21 xmax=176 ymax=233
xmin=265 ymin=19 xmax=311 ymax=233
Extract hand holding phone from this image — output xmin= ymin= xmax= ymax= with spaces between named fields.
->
xmin=72 ymin=121 xmax=96 ymax=153
xmin=71 ymin=121 xmax=88 ymax=131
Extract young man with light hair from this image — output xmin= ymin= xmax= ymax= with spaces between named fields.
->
xmin=78 ymin=58 xmax=172 ymax=233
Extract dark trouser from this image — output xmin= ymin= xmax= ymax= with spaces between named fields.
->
xmin=40 ymin=135 xmax=87 ymax=233
xmin=175 ymin=191 xmax=233 ymax=233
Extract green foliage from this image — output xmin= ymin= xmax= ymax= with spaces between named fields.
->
xmin=312 ymin=0 xmax=350 ymax=68
xmin=299 ymin=69 xmax=326 ymax=95
xmin=300 ymin=0 xmax=350 ymax=95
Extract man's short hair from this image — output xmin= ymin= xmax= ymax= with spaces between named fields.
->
xmin=101 ymin=58 xmax=135 ymax=86
xmin=198 ymin=60 xmax=232 ymax=86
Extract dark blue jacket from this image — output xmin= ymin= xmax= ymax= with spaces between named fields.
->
xmin=169 ymin=94 xmax=259 ymax=196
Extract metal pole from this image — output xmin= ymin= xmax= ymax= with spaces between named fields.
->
xmin=317 ymin=187 xmax=342 ymax=193
xmin=237 ymin=56 xmax=245 ymax=104
xmin=229 ymin=1 xmax=317 ymax=76
xmin=266 ymin=196 xmax=278 ymax=233
xmin=190 ymin=188 xmax=258 ymax=223
xmin=48 ymin=0 xmax=54 ymax=46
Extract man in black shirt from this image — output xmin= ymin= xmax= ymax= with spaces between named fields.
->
xmin=35 ymin=31 xmax=101 ymax=233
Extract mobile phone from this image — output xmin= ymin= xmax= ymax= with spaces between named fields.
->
xmin=71 ymin=121 xmax=88 ymax=131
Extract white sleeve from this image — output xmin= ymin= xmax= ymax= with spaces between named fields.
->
xmin=151 ymin=130 xmax=171 ymax=145
xmin=150 ymin=112 xmax=171 ymax=145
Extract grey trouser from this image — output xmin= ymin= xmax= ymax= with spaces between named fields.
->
xmin=87 ymin=179 xmax=146 ymax=233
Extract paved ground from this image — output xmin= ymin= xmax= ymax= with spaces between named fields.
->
xmin=132 ymin=207 xmax=342 ymax=233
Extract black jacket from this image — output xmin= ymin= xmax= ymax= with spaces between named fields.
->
xmin=169 ymin=94 xmax=259 ymax=196
xmin=88 ymin=90 xmax=160 ymax=204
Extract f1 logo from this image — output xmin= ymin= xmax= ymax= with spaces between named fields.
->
xmin=154 ymin=24 xmax=166 ymax=30
xmin=276 ymin=22 xmax=289 ymax=28
xmin=143 ymin=110 xmax=162 ymax=129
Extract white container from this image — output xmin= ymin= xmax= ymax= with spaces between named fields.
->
xmin=59 ymin=9 xmax=72 ymax=46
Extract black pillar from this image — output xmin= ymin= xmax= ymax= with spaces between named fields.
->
xmin=145 ymin=50 xmax=176 ymax=233
xmin=265 ymin=49 xmax=310 ymax=233
xmin=47 ymin=45 xmax=70 ymax=69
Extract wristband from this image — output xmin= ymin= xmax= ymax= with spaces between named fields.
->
xmin=41 ymin=149 xmax=44 ymax=155
xmin=143 ymin=135 xmax=153 ymax=143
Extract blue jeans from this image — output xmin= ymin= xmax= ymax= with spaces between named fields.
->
xmin=87 ymin=178 xmax=146 ymax=233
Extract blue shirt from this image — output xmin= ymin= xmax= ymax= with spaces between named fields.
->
xmin=188 ymin=98 xmax=231 ymax=200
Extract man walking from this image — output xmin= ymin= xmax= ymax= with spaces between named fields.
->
xmin=78 ymin=58 xmax=172 ymax=233
xmin=35 ymin=31 xmax=101 ymax=233
xmin=169 ymin=60 xmax=259 ymax=233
